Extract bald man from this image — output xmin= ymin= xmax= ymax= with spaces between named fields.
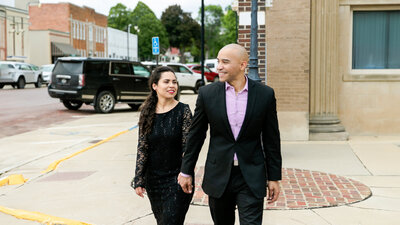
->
xmin=178 ymin=44 xmax=282 ymax=225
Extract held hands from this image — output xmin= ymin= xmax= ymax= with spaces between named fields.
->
xmin=135 ymin=187 xmax=146 ymax=198
xmin=177 ymin=173 xmax=193 ymax=194
xmin=267 ymin=181 xmax=280 ymax=204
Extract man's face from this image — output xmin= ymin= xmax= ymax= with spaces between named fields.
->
xmin=216 ymin=48 xmax=245 ymax=83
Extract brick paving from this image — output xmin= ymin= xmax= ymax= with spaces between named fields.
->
xmin=191 ymin=167 xmax=372 ymax=210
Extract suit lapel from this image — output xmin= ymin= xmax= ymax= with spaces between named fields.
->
xmin=236 ymin=78 xmax=257 ymax=141
xmin=219 ymin=82 xmax=235 ymax=141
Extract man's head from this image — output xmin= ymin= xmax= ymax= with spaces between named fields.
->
xmin=216 ymin=44 xmax=248 ymax=83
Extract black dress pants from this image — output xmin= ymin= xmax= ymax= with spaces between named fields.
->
xmin=208 ymin=166 xmax=264 ymax=225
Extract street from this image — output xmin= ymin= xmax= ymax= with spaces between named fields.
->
xmin=0 ymin=85 xmax=133 ymax=139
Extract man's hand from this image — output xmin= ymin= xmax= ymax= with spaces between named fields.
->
xmin=178 ymin=173 xmax=193 ymax=194
xmin=135 ymin=187 xmax=146 ymax=198
xmin=267 ymin=181 xmax=280 ymax=204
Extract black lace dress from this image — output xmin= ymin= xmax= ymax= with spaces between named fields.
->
xmin=133 ymin=102 xmax=193 ymax=225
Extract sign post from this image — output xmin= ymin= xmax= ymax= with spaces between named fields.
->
xmin=152 ymin=37 xmax=160 ymax=66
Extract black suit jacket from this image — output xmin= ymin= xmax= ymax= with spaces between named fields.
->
xmin=181 ymin=78 xmax=281 ymax=199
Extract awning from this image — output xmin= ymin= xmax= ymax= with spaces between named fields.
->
xmin=51 ymin=42 xmax=79 ymax=56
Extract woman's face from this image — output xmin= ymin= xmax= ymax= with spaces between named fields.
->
xmin=152 ymin=71 xmax=178 ymax=100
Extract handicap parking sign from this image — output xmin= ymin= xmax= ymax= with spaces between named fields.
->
xmin=152 ymin=37 xmax=159 ymax=55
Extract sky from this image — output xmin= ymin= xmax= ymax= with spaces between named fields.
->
xmin=36 ymin=0 xmax=235 ymax=19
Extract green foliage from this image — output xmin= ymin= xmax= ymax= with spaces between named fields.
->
xmin=108 ymin=3 xmax=130 ymax=31
xmin=198 ymin=5 xmax=238 ymax=58
xmin=131 ymin=2 xmax=169 ymax=61
xmin=221 ymin=6 xmax=237 ymax=45
xmin=108 ymin=1 xmax=169 ymax=61
xmin=161 ymin=5 xmax=201 ymax=63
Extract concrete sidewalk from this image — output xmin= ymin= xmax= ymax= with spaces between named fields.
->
xmin=1 ymin=92 xmax=400 ymax=225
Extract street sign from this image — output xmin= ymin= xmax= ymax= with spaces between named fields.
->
xmin=152 ymin=37 xmax=159 ymax=55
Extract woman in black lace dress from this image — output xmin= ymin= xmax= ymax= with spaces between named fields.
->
xmin=132 ymin=66 xmax=193 ymax=225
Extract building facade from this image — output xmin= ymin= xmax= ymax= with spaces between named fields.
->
xmin=235 ymin=0 xmax=400 ymax=140
xmin=0 ymin=4 xmax=29 ymax=62
xmin=107 ymin=27 xmax=138 ymax=61
xmin=29 ymin=3 xmax=107 ymax=64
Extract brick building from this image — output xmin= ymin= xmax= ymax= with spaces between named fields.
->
xmin=28 ymin=3 xmax=107 ymax=65
xmin=235 ymin=0 xmax=400 ymax=140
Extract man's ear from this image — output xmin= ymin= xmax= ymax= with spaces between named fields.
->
xmin=240 ymin=61 xmax=248 ymax=71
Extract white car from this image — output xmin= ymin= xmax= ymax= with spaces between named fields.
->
xmin=142 ymin=62 xmax=205 ymax=93
xmin=0 ymin=61 xmax=43 ymax=89
xmin=39 ymin=64 xmax=55 ymax=84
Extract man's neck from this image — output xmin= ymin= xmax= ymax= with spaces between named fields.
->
xmin=228 ymin=75 xmax=247 ymax=93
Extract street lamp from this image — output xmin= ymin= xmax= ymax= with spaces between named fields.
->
xmin=127 ymin=24 xmax=132 ymax=60
xmin=248 ymin=0 xmax=261 ymax=82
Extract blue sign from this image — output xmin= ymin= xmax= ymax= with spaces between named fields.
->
xmin=152 ymin=37 xmax=159 ymax=55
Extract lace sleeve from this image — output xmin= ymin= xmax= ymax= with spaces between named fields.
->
xmin=132 ymin=129 xmax=149 ymax=188
xmin=182 ymin=104 xmax=193 ymax=155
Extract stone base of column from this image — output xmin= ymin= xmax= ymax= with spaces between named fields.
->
xmin=309 ymin=115 xmax=349 ymax=141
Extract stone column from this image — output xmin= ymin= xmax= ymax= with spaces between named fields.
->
xmin=309 ymin=0 xmax=348 ymax=140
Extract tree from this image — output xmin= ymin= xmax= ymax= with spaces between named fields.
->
xmin=131 ymin=2 xmax=169 ymax=61
xmin=198 ymin=5 xmax=224 ymax=58
xmin=108 ymin=2 xmax=169 ymax=61
xmin=108 ymin=3 xmax=130 ymax=31
xmin=221 ymin=6 xmax=237 ymax=45
xmin=161 ymin=5 xmax=201 ymax=63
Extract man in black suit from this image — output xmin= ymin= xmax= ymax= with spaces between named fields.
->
xmin=178 ymin=44 xmax=281 ymax=225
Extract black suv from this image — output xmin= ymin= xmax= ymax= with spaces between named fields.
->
xmin=48 ymin=57 xmax=152 ymax=113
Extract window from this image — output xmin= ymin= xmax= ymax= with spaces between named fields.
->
xmin=111 ymin=62 xmax=131 ymax=75
xmin=353 ymin=11 xmax=400 ymax=69
xmin=132 ymin=65 xmax=150 ymax=77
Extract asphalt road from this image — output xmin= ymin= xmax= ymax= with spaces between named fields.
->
xmin=0 ymin=84 xmax=104 ymax=138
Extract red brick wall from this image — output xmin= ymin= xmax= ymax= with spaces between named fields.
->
xmin=29 ymin=3 xmax=70 ymax=32
xmin=237 ymin=0 xmax=267 ymax=83
xmin=237 ymin=0 xmax=310 ymax=112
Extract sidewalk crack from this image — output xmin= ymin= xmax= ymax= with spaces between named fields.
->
xmin=348 ymin=142 xmax=373 ymax=176
xmin=347 ymin=204 xmax=400 ymax=212
xmin=311 ymin=209 xmax=333 ymax=225
xmin=121 ymin=212 xmax=153 ymax=225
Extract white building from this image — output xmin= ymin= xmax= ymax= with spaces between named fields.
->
xmin=107 ymin=27 xmax=137 ymax=61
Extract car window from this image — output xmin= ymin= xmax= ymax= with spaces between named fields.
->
xmin=206 ymin=63 xmax=214 ymax=69
xmin=167 ymin=65 xmax=179 ymax=73
xmin=20 ymin=64 xmax=31 ymax=71
xmin=0 ymin=64 xmax=9 ymax=70
xmin=86 ymin=61 xmax=108 ymax=76
xmin=111 ymin=62 xmax=131 ymax=75
xmin=30 ymin=65 xmax=39 ymax=71
xmin=178 ymin=66 xmax=191 ymax=74
xmin=132 ymin=64 xmax=150 ymax=77
xmin=8 ymin=64 xmax=14 ymax=69
xmin=40 ymin=65 xmax=54 ymax=72
xmin=192 ymin=66 xmax=200 ymax=71
xmin=204 ymin=67 xmax=211 ymax=72
xmin=53 ymin=61 xmax=84 ymax=74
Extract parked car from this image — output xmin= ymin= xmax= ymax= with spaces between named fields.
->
xmin=39 ymin=64 xmax=55 ymax=85
xmin=48 ymin=57 xmax=154 ymax=113
xmin=205 ymin=59 xmax=218 ymax=72
xmin=142 ymin=62 xmax=205 ymax=94
xmin=0 ymin=61 xmax=43 ymax=89
xmin=187 ymin=64 xmax=219 ymax=82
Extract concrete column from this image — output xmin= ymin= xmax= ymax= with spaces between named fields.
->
xmin=310 ymin=0 xmax=348 ymax=140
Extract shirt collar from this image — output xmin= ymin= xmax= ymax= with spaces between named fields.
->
xmin=225 ymin=76 xmax=249 ymax=93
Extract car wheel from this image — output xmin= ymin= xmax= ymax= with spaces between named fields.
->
xmin=0 ymin=84 xmax=4 ymax=89
xmin=194 ymin=81 xmax=203 ymax=94
xmin=62 ymin=100 xmax=83 ymax=110
xmin=35 ymin=76 xmax=42 ymax=88
xmin=128 ymin=104 xmax=141 ymax=111
xmin=17 ymin=77 xmax=25 ymax=89
xmin=95 ymin=90 xmax=115 ymax=113
xmin=213 ymin=76 xmax=219 ymax=82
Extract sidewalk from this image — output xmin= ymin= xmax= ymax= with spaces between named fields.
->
xmin=0 ymin=92 xmax=400 ymax=225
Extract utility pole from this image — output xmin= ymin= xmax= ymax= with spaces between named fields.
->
xmin=200 ymin=0 xmax=205 ymax=82
xmin=248 ymin=0 xmax=261 ymax=82
xmin=127 ymin=24 xmax=131 ymax=60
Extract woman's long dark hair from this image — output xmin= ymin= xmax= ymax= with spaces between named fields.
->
xmin=138 ymin=66 xmax=177 ymax=137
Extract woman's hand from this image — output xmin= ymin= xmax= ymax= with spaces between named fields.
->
xmin=135 ymin=187 xmax=146 ymax=198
